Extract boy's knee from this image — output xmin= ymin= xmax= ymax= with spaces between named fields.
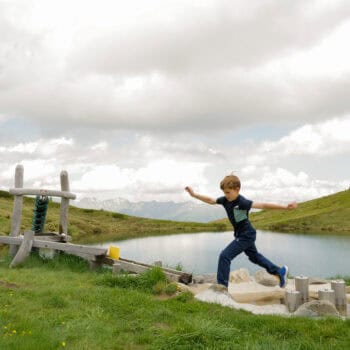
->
xmin=247 ymin=254 xmax=258 ymax=264
xmin=219 ymin=250 xmax=230 ymax=262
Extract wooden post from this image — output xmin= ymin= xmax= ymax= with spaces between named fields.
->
xmin=331 ymin=280 xmax=347 ymax=316
xmin=9 ymin=164 xmax=24 ymax=257
xmin=295 ymin=276 xmax=309 ymax=304
xmin=59 ymin=170 xmax=70 ymax=236
xmin=285 ymin=290 xmax=301 ymax=312
xmin=318 ymin=289 xmax=335 ymax=305
xmin=10 ymin=230 xmax=34 ymax=268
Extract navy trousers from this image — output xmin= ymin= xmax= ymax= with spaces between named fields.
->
xmin=217 ymin=234 xmax=280 ymax=287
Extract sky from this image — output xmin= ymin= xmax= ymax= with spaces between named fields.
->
xmin=0 ymin=0 xmax=349 ymax=205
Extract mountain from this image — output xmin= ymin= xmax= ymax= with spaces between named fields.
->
xmin=214 ymin=190 xmax=350 ymax=234
xmin=72 ymin=197 xmax=225 ymax=223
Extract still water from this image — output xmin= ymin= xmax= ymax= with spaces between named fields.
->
xmin=96 ymin=231 xmax=350 ymax=278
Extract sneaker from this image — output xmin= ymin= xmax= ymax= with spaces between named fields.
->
xmin=278 ymin=265 xmax=289 ymax=288
xmin=209 ymin=283 xmax=228 ymax=293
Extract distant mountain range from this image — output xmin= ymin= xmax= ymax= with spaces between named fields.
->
xmin=71 ymin=197 xmax=225 ymax=223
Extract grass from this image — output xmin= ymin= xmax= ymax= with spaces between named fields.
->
xmin=0 ymin=252 xmax=349 ymax=349
xmin=214 ymin=190 xmax=350 ymax=234
xmin=0 ymin=190 xmax=226 ymax=243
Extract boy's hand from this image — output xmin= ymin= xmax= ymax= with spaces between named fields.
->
xmin=185 ymin=186 xmax=195 ymax=197
xmin=287 ymin=202 xmax=297 ymax=209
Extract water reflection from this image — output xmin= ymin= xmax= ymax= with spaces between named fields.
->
xmin=95 ymin=231 xmax=350 ymax=278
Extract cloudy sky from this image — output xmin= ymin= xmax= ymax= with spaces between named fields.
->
xmin=1 ymin=0 xmax=349 ymax=205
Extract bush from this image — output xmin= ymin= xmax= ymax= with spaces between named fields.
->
xmin=165 ymin=283 xmax=178 ymax=295
xmin=0 ymin=190 xmax=11 ymax=198
xmin=175 ymin=291 xmax=194 ymax=303
xmin=97 ymin=267 xmax=167 ymax=293
xmin=112 ymin=212 xmax=127 ymax=219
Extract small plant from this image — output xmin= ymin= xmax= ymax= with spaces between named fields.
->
xmin=175 ymin=262 xmax=183 ymax=271
xmin=152 ymin=281 xmax=167 ymax=295
xmin=97 ymin=267 xmax=167 ymax=293
xmin=165 ymin=283 xmax=178 ymax=296
xmin=112 ymin=212 xmax=127 ymax=219
xmin=175 ymin=291 xmax=194 ymax=303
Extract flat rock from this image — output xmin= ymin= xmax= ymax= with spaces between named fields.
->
xmin=229 ymin=268 xmax=251 ymax=284
xmin=195 ymin=289 xmax=289 ymax=316
xmin=294 ymin=300 xmax=340 ymax=318
xmin=254 ymin=270 xmax=279 ymax=287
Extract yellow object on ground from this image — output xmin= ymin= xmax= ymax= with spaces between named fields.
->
xmin=109 ymin=246 xmax=120 ymax=259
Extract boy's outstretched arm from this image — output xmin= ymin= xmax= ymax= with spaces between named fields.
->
xmin=185 ymin=186 xmax=216 ymax=205
xmin=252 ymin=201 xmax=297 ymax=210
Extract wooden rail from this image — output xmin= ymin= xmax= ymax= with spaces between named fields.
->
xmin=9 ymin=188 xmax=76 ymax=199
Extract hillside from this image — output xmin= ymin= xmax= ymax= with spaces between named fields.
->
xmin=0 ymin=191 xmax=226 ymax=244
xmin=215 ymin=190 xmax=350 ymax=234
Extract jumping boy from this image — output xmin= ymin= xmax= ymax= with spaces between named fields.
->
xmin=185 ymin=174 xmax=297 ymax=291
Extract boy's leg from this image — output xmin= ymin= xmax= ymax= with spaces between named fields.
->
xmin=217 ymin=238 xmax=252 ymax=287
xmin=244 ymin=244 xmax=280 ymax=275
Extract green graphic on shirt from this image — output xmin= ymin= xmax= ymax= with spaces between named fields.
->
xmin=233 ymin=208 xmax=248 ymax=222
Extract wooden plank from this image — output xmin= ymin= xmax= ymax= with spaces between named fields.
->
xmin=0 ymin=235 xmax=107 ymax=256
xmin=9 ymin=164 xmax=24 ymax=257
xmin=59 ymin=171 xmax=70 ymax=235
xmin=9 ymin=188 xmax=76 ymax=200
xmin=10 ymin=230 xmax=34 ymax=268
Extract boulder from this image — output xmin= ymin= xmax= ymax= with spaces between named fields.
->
xmin=229 ymin=268 xmax=251 ymax=284
xmin=254 ymin=270 xmax=279 ymax=287
xmin=294 ymin=300 xmax=340 ymax=318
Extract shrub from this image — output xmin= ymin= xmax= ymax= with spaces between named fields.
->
xmin=97 ymin=267 xmax=167 ymax=293
xmin=175 ymin=291 xmax=194 ymax=303
xmin=0 ymin=190 xmax=11 ymax=198
xmin=165 ymin=283 xmax=178 ymax=295
xmin=112 ymin=212 xmax=127 ymax=219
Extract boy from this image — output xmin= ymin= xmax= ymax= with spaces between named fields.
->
xmin=185 ymin=174 xmax=297 ymax=291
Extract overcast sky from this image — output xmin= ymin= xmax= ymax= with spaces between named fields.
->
xmin=0 ymin=0 xmax=349 ymax=205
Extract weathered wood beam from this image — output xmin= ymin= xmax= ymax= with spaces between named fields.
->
xmin=0 ymin=235 xmax=107 ymax=256
xmin=9 ymin=230 xmax=34 ymax=268
xmin=59 ymin=171 xmax=70 ymax=235
xmin=9 ymin=188 xmax=76 ymax=199
xmin=9 ymin=164 xmax=24 ymax=257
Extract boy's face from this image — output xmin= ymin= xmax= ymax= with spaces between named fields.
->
xmin=223 ymin=187 xmax=240 ymax=201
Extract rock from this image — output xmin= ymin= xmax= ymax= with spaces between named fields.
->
xmin=193 ymin=275 xmax=205 ymax=284
xmin=294 ymin=300 xmax=340 ymax=318
xmin=309 ymin=277 xmax=330 ymax=285
xmin=202 ymin=273 xmax=217 ymax=283
xmin=229 ymin=268 xmax=251 ymax=284
xmin=254 ymin=270 xmax=279 ymax=287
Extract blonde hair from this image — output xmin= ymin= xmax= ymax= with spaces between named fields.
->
xmin=220 ymin=174 xmax=241 ymax=190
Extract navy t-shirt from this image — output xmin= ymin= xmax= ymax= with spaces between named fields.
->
xmin=216 ymin=194 xmax=256 ymax=237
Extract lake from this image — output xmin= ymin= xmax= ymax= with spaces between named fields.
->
xmin=95 ymin=231 xmax=350 ymax=278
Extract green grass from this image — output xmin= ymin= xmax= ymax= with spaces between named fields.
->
xmin=214 ymin=190 xmax=350 ymax=234
xmin=0 ymin=190 xmax=225 ymax=243
xmin=0 ymin=253 xmax=349 ymax=349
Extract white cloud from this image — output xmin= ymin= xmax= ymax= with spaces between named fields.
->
xmin=261 ymin=116 xmax=350 ymax=156
xmin=1 ymin=1 xmax=350 ymax=133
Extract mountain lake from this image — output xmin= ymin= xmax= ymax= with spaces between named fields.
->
xmin=95 ymin=230 xmax=350 ymax=278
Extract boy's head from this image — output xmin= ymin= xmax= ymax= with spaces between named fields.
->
xmin=220 ymin=175 xmax=241 ymax=201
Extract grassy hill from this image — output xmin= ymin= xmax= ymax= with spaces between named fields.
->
xmin=0 ymin=190 xmax=226 ymax=244
xmin=215 ymin=190 xmax=350 ymax=234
